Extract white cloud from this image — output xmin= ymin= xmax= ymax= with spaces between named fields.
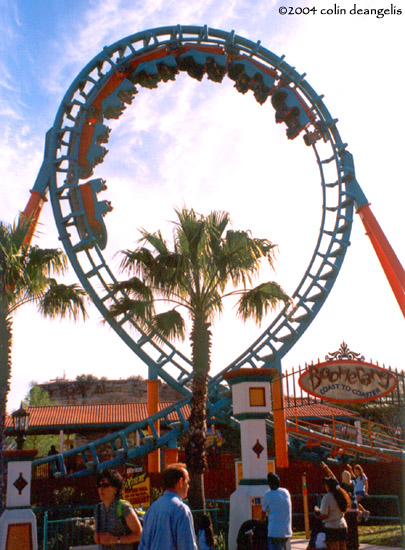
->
xmin=1 ymin=1 xmax=404 ymax=412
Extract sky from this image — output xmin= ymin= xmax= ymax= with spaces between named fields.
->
xmin=1 ymin=0 xmax=404 ymax=413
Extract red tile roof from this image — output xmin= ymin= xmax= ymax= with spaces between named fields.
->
xmin=5 ymin=398 xmax=356 ymax=434
xmin=283 ymin=397 xmax=359 ymax=419
xmin=5 ymin=402 xmax=190 ymax=434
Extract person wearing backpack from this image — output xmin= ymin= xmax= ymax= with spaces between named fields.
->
xmin=94 ymin=469 xmax=142 ymax=549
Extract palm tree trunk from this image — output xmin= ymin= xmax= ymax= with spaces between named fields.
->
xmin=185 ymin=314 xmax=211 ymax=514
xmin=0 ymin=307 xmax=12 ymax=512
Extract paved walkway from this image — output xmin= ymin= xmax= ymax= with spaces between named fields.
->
xmin=291 ymin=539 xmax=399 ymax=550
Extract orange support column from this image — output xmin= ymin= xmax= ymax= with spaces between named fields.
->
xmin=357 ymin=203 xmax=405 ymax=317
xmin=147 ymin=379 xmax=160 ymax=473
xmin=163 ymin=447 xmax=179 ymax=468
xmin=271 ymin=374 xmax=289 ymax=468
xmin=19 ymin=189 xmax=47 ymax=246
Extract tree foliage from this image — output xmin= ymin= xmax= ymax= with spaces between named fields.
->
xmin=108 ymin=208 xmax=290 ymax=511
xmin=0 ymin=220 xmax=87 ymax=511
xmin=10 ymin=385 xmax=60 ymax=457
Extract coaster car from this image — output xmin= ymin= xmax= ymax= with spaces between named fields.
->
xmin=271 ymin=84 xmax=315 ymax=139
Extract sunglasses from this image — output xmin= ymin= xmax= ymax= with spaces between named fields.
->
xmin=97 ymin=482 xmax=112 ymax=489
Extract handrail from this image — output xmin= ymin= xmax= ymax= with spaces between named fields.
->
xmin=288 ymin=411 xmax=404 ymax=450
xmin=286 ymin=413 xmax=404 ymax=461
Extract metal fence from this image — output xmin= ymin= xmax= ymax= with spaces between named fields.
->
xmin=206 ymin=498 xmax=230 ymax=536
xmin=39 ymin=495 xmax=403 ymax=550
xmin=34 ymin=506 xmax=95 ymax=550
xmin=291 ymin=493 xmax=404 ymax=542
xmin=42 ymin=513 xmax=95 ymax=550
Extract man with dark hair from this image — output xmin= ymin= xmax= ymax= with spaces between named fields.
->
xmin=262 ymin=472 xmax=292 ymax=550
xmin=162 ymin=463 xmax=188 ymax=490
xmin=139 ymin=463 xmax=197 ymax=550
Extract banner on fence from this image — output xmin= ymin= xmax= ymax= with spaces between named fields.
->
xmin=124 ymin=465 xmax=150 ymax=509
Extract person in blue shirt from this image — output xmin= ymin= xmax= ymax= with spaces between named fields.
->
xmin=197 ymin=513 xmax=217 ymax=550
xmin=138 ymin=462 xmax=198 ymax=550
xmin=262 ymin=472 xmax=292 ymax=550
xmin=346 ymin=464 xmax=370 ymax=522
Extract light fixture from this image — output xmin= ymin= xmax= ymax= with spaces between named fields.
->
xmin=11 ymin=402 xmax=30 ymax=450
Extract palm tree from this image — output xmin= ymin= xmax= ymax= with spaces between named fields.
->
xmin=108 ymin=207 xmax=290 ymax=512
xmin=0 ymin=220 xmax=87 ymax=511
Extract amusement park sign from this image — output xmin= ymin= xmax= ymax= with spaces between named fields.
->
xmin=298 ymin=360 xmax=397 ymax=403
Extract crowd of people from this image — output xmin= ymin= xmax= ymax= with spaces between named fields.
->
xmin=94 ymin=463 xmax=198 ymax=550
xmin=92 ymin=462 xmax=370 ymax=550
xmin=306 ymin=462 xmax=371 ymax=550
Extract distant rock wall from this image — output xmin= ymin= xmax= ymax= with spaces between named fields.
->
xmin=39 ymin=376 xmax=183 ymax=406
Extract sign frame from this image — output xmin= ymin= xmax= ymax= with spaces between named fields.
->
xmin=298 ymin=360 xmax=398 ymax=403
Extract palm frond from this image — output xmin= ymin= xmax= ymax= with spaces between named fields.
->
xmin=151 ymin=252 xmax=188 ymax=290
xmin=0 ymin=220 xmax=28 ymax=251
xmin=107 ymin=296 xmax=153 ymax=326
xmin=118 ymin=247 xmax=155 ymax=275
xmin=0 ymin=222 xmax=28 ymax=296
xmin=174 ymin=207 xmax=206 ymax=258
xmin=236 ymin=281 xmax=290 ymax=324
xmin=110 ymin=208 xmax=287 ymax=335
xmin=205 ymin=210 xmax=230 ymax=248
xmin=204 ymin=289 xmax=224 ymax=320
xmin=220 ymin=231 xmax=276 ymax=287
xmin=148 ymin=309 xmax=186 ymax=342
xmin=39 ymin=282 xmax=88 ymax=321
xmin=110 ymin=277 xmax=153 ymax=301
xmin=139 ymin=229 xmax=168 ymax=255
xmin=26 ymin=246 xmax=68 ymax=277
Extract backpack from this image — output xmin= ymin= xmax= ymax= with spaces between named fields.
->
xmin=117 ymin=500 xmax=143 ymax=550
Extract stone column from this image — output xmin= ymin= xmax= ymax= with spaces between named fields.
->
xmin=0 ymin=450 xmax=38 ymax=550
xmin=224 ymin=368 xmax=279 ymax=550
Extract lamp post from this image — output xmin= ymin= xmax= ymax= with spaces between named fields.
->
xmin=11 ymin=402 xmax=30 ymax=450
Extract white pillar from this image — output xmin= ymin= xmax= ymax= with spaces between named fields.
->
xmin=240 ymin=420 xmax=268 ymax=479
xmin=224 ymin=368 xmax=278 ymax=550
xmin=0 ymin=459 xmax=38 ymax=550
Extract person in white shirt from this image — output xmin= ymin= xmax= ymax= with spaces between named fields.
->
xmin=319 ymin=477 xmax=351 ymax=550
xmin=262 ymin=473 xmax=292 ymax=550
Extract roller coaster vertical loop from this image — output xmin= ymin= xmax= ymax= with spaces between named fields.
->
xmin=24 ymin=25 xmax=403 ymax=474
xmin=40 ymin=26 xmax=362 ymax=393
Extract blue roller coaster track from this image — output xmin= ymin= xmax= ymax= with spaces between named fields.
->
xmin=30 ymin=25 xmax=381 ymax=476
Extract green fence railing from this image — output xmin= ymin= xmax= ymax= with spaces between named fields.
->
xmin=42 ymin=512 xmax=95 ymax=550
xmin=39 ymin=494 xmax=403 ymax=550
